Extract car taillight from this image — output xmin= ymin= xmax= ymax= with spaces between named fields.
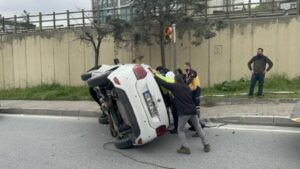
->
xmin=113 ymin=77 xmax=120 ymax=85
xmin=137 ymin=138 xmax=143 ymax=145
xmin=156 ymin=125 xmax=167 ymax=137
xmin=133 ymin=65 xmax=147 ymax=80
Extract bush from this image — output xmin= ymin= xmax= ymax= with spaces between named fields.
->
xmin=213 ymin=78 xmax=249 ymax=92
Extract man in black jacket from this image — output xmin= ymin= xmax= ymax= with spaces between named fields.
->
xmin=154 ymin=73 xmax=211 ymax=155
xmin=248 ymin=48 xmax=273 ymax=97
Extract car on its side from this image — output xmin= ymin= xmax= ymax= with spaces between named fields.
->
xmin=81 ymin=64 xmax=169 ymax=149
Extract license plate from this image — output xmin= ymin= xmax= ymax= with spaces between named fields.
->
xmin=143 ymin=91 xmax=158 ymax=117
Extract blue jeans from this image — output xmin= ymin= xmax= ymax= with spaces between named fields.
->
xmin=249 ymin=73 xmax=265 ymax=96
xmin=178 ymin=115 xmax=208 ymax=147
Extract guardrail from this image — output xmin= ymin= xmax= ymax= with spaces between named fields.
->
xmin=0 ymin=0 xmax=299 ymax=35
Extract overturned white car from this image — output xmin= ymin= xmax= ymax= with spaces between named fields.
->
xmin=81 ymin=64 xmax=169 ymax=149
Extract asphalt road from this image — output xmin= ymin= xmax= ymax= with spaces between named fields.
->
xmin=0 ymin=114 xmax=299 ymax=169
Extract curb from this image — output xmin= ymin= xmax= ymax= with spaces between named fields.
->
xmin=204 ymin=116 xmax=300 ymax=127
xmin=1 ymin=108 xmax=300 ymax=127
xmin=0 ymin=107 xmax=99 ymax=117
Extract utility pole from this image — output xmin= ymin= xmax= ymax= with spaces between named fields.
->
xmin=172 ymin=23 xmax=177 ymax=71
xmin=297 ymin=0 xmax=300 ymax=15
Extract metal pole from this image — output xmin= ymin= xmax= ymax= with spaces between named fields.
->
xmin=226 ymin=0 xmax=229 ymax=18
xmin=172 ymin=24 xmax=177 ymax=71
xmin=272 ymin=0 xmax=275 ymax=13
xmin=82 ymin=9 xmax=85 ymax=27
xmin=205 ymin=0 xmax=208 ymax=18
xmin=53 ymin=12 xmax=56 ymax=30
xmin=26 ymin=14 xmax=30 ymax=30
xmin=297 ymin=0 xmax=300 ymax=15
xmin=2 ymin=17 xmax=5 ymax=32
xmin=39 ymin=12 xmax=42 ymax=31
xmin=248 ymin=0 xmax=251 ymax=17
xmin=67 ymin=10 xmax=70 ymax=28
xmin=14 ymin=15 xmax=17 ymax=33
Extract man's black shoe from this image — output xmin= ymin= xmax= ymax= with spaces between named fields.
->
xmin=169 ymin=129 xmax=177 ymax=134
xmin=188 ymin=126 xmax=196 ymax=131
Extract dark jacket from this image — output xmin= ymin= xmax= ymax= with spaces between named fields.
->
xmin=154 ymin=76 xmax=197 ymax=116
xmin=248 ymin=55 xmax=273 ymax=74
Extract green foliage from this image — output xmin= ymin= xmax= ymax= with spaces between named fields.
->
xmin=213 ymin=78 xmax=249 ymax=92
xmin=131 ymin=0 xmax=228 ymax=66
xmin=109 ymin=18 xmax=133 ymax=43
xmin=204 ymin=74 xmax=300 ymax=94
xmin=252 ymin=3 xmax=274 ymax=12
xmin=0 ymin=84 xmax=90 ymax=100
xmin=132 ymin=0 xmax=228 ymax=45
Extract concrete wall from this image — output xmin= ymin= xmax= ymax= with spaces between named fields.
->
xmin=1 ymin=16 xmax=300 ymax=89
xmin=0 ymin=31 xmax=133 ymax=89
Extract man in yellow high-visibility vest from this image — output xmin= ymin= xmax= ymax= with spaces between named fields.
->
xmin=184 ymin=62 xmax=205 ymax=132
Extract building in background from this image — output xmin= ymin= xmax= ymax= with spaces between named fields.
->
xmin=91 ymin=0 xmax=132 ymax=22
xmin=207 ymin=0 xmax=246 ymax=14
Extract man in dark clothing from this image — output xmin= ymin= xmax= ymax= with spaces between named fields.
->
xmin=154 ymin=73 xmax=211 ymax=155
xmin=248 ymin=48 xmax=273 ymax=97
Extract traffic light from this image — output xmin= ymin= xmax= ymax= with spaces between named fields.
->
xmin=164 ymin=26 xmax=173 ymax=41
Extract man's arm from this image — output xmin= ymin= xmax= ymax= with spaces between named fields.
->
xmin=248 ymin=57 xmax=255 ymax=71
xmin=265 ymin=57 xmax=273 ymax=72
xmin=154 ymin=75 xmax=174 ymax=91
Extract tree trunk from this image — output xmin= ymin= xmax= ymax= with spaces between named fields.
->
xmin=95 ymin=50 xmax=99 ymax=67
xmin=94 ymin=38 xmax=102 ymax=67
xmin=159 ymin=23 xmax=166 ymax=67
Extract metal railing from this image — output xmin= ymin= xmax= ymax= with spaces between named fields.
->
xmin=0 ymin=0 xmax=299 ymax=35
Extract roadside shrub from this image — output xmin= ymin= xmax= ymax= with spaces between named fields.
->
xmin=213 ymin=78 xmax=248 ymax=92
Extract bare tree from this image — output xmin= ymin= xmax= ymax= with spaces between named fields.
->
xmin=75 ymin=14 xmax=131 ymax=67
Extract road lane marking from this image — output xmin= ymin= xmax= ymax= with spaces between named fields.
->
xmin=216 ymin=125 xmax=300 ymax=134
xmin=0 ymin=113 xmax=95 ymax=120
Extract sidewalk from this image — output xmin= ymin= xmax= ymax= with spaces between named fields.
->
xmin=0 ymin=100 xmax=100 ymax=117
xmin=0 ymin=99 xmax=299 ymax=127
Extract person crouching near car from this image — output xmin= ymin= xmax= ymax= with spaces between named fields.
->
xmin=153 ymin=71 xmax=211 ymax=155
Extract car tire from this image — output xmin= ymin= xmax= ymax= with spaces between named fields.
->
xmin=81 ymin=65 xmax=102 ymax=81
xmin=114 ymin=137 xmax=133 ymax=149
xmin=99 ymin=116 xmax=109 ymax=125
xmin=81 ymin=72 xmax=92 ymax=81
xmin=87 ymin=71 xmax=112 ymax=88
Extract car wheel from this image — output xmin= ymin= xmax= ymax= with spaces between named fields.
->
xmin=87 ymin=71 xmax=112 ymax=88
xmin=81 ymin=72 xmax=92 ymax=81
xmin=98 ymin=116 xmax=109 ymax=125
xmin=114 ymin=137 xmax=133 ymax=149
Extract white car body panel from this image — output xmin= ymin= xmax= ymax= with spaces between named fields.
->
xmin=107 ymin=64 xmax=169 ymax=145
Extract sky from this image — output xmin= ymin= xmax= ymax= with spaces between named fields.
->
xmin=0 ymin=0 xmax=91 ymax=18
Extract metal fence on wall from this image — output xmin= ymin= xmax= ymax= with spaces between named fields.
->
xmin=0 ymin=0 xmax=299 ymax=35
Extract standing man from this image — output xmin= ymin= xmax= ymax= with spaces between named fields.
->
xmin=248 ymin=48 xmax=273 ymax=98
xmin=154 ymin=73 xmax=211 ymax=154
